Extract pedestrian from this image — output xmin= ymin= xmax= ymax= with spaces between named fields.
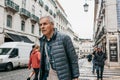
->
xmin=30 ymin=44 xmax=35 ymax=56
xmin=94 ymin=47 xmax=107 ymax=80
xmin=92 ymin=47 xmax=98 ymax=74
xmin=39 ymin=16 xmax=79 ymax=80
xmin=27 ymin=44 xmax=35 ymax=80
xmin=27 ymin=44 xmax=41 ymax=80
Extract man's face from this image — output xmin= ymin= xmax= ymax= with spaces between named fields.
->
xmin=94 ymin=47 xmax=97 ymax=51
xmin=39 ymin=18 xmax=54 ymax=36
xmin=98 ymin=48 xmax=101 ymax=52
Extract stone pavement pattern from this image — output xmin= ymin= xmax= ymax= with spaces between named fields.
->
xmin=79 ymin=59 xmax=120 ymax=80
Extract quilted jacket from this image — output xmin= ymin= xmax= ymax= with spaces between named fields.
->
xmin=39 ymin=30 xmax=79 ymax=80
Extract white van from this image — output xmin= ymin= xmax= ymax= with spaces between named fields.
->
xmin=0 ymin=42 xmax=33 ymax=71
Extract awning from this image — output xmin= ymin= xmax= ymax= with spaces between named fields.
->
xmin=5 ymin=33 xmax=33 ymax=43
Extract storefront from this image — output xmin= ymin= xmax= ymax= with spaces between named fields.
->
xmin=109 ymin=37 xmax=118 ymax=62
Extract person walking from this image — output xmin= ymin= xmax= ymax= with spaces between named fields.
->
xmin=92 ymin=47 xmax=98 ymax=74
xmin=94 ymin=47 xmax=107 ymax=80
xmin=27 ymin=45 xmax=35 ymax=80
xmin=39 ymin=16 xmax=79 ymax=80
xmin=27 ymin=44 xmax=41 ymax=80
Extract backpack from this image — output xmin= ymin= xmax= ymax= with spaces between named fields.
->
xmin=87 ymin=54 xmax=92 ymax=62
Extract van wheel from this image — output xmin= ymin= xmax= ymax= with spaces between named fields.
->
xmin=6 ymin=63 xmax=13 ymax=71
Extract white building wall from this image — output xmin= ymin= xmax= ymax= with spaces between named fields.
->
xmin=79 ymin=40 xmax=93 ymax=57
xmin=0 ymin=0 xmax=77 ymax=46
xmin=0 ymin=3 xmax=4 ymax=33
xmin=106 ymin=0 xmax=117 ymax=32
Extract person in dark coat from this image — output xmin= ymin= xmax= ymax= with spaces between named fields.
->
xmin=92 ymin=47 xmax=98 ymax=74
xmin=39 ymin=16 xmax=79 ymax=80
xmin=94 ymin=47 xmax=107 ymax=80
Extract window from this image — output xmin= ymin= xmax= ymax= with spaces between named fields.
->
xmin=44 ymin=5 xmax=49 ymax=11
xmin=32 ymin=5 xmax=35 ymax=14
xmin=39 ymin=0 xmax=44 ymax=7
xmin=39 ymin=10 xmax=42 ymax=18
xmin=21 ymin=21 xmax=25 ymax=31
xmin=0 ymin=48 xmax=11 ymax=55
xmin=56 ymin=23 xmax=58 ymax=26
xmin=117 ymin=0 xmax=120 ymax=29
xmin=31 ymin=25 xmax=34 ymax=34
xmin=9 ymin=48 xmax=18 ymax=58
xmin=53 ymin=13 xmax=56 ymax=18
xmin=49 ymin=9 xmax=53 ymax=15
xmin=7 ymin=15 xmax=12 ymax=28
xmin=22 ymin=0 xmax=26 ymax=8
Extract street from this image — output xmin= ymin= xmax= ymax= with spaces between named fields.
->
xmin=0 ymin=59 xmax=120 ymax=80
xmin=0 ymin=67 xmax=32 ymax=80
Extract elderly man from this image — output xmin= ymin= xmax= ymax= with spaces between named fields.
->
xmin=39 ymin=16 xmax=79 ymax=80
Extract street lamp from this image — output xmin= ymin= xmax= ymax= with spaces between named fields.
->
xmin=83 ymin=0 xmax=92 ymax=12
xmin=83 ymin=3 xmax=89 ymax=12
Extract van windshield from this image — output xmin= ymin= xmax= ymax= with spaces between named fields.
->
xmin=0 ymin=48 xmax=11 ymax=55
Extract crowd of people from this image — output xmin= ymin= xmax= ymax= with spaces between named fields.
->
xmin=27 ymin=15 xmax=107 ymax=80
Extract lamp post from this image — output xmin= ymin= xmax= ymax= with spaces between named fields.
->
xmin=83 ymin=3 xmax=89 ymax=12
xmin=83 ymin=0 xmax=92 ymax=12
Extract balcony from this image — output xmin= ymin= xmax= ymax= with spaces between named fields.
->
xmin=50 ymin=0 xmax=57 ymax=8
xmin=5 ymin=0 xmax=19 ymax=12
xmin=53 ymin=13 xmax=56 ymax=18
xmin=44 ymin=5 xmax=49 ymax=11
xmin=39 ymin=0 xmax=44 ymax=7
xmin=20 ymin=8 xmax=31 ymax=19
xmin=30 ymin=14 xmax=39 ymax=23
xmin=56 ymin=10 xmax=60 ymax=15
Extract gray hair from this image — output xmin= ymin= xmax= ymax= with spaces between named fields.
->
xmin=39 ymin=16 xmax=54 ymax=25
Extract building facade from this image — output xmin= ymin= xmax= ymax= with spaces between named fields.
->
xmin=0 ymin=0 xmax=78 ymax=45
xmin=94 ymin=0 xmax=120 ymax=67
xmin=79 ymin=39 xmax=93 ymax=58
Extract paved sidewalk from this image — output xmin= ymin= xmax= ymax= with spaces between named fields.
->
xmin=79 ymin=59 xmax=96 ymax=80
xmin=79 ymin=59 xmax=120 ymax=80
xmin=104 ymin=76 xmax=120 ymax=80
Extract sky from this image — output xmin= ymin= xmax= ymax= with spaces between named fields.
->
xmin=58 ymin=0 xmax=95 ymax=40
